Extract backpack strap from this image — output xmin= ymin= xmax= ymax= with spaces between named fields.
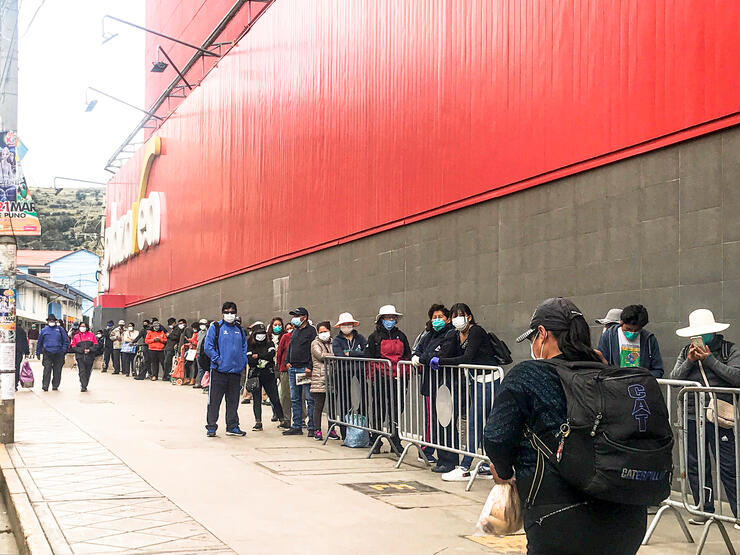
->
xmin=721 ymin=340 xmax=734 ymax=364
xmin=212 ymin=322 xmax=245 ymax=357
xmin=523 ymin=425 xmax=555 ymax=508
xmin=681 ymin=344 xmax=691 ymax=361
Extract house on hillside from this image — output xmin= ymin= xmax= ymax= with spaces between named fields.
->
xmin=17 ymin=249 xmax=100 ymax=318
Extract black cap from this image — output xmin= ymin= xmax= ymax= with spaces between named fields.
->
xmin=46 ymin=314 xmax=56 ymax=322
xmin=289 ymin=307 xmax=309 ymax=316
xmin=516 ymin=297 xmax=584 ymax=343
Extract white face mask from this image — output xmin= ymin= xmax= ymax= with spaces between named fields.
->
xmin=128 ymin=326 xmax=134 ymax=331
xmin=452 ymin=316 xmax=468 ymax=331
xmin=318 ymin=331 xmax=331 ymax=342
xmin=48 ymin=322 xmax=56 ymax=327
xmin=223 ymin=313 xmax=236 ymax=324
xmin=340 ymin=325 xmax=354 ymax=335
xmin=178 ymin=323 xmax=185 ymax=329
xmin=79 ymin=326 xmax=87 ymax=333
xmin=530 ymin=330 xmax=546 ymax=360
xmin=254 ymin=333 xmax=267 ymax=341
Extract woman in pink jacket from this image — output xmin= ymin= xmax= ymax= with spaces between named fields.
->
xmin=70 ymin=324 xmax=100 ymax=392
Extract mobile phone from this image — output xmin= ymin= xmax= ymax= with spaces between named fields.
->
xmin=690 ymin=335 xmax=705 ymax=349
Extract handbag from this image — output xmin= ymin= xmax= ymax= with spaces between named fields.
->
xmin=121 ymin=343 xmax=136 ymax=354
xmin=245 ymin=368 xmax=260 ymax=392
xmin=185 ymin=349 xmax=197 ymax=361
xmin=699 ymin=361 xmax=735 ymax=429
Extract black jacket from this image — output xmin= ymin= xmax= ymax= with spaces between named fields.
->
xmin=248 ymin=339 xmax=276 ymax=374
xmin=438 ymin=324 xmax=500 ymax=366
xmin=165 ymin=326 xmax=182 ymax=350
xmin=286 ymin=324 xmax=317 ymax=369
xmin=413 ymin=323 xmax=454 ymax=395
xmin=15 ymin=325 xmax=29 ymax=358
xmin=364 ymin=325 xmax=412 ymax=365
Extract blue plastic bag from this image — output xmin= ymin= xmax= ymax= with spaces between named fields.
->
xmin=343 ymin=413 xmax=370 ymax=448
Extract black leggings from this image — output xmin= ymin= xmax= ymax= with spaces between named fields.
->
xmin=524 ymin=501 xmax=646 ymax=554
xmin=253 ymin=370 xmax=284 ymax=423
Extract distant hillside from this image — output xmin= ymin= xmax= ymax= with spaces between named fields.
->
xmin=17 ymin=188 xmax=105 ymax=255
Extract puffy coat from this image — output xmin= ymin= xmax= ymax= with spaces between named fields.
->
xmin=109 ymin=326 xmax=124 ymax=349
xmin=145 ymin=329 xmax=167 ymax=351
xmin=37 ymin=324 xmax=69 ymax=356
xmin=310 ymin=336 xmax=332 ymax=393
xmin=71 ymin=331 xmax=100 ymax=366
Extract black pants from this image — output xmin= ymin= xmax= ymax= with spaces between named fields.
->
xmin=15 ymin=352 xmax=23 ymax=388
xmin=148 ymin=350 xmax=165 ymax=379
xmin=103 ymin=348 xmax=112 ymax=370
xmin=185 ymin=359 xmax=195 ymax=379
xmin=77 ymin=357 xmax=93 ymax=389
xmin=687 ymin=418 xmax=738 ymax=516
xmin=111 ymin=349 xmax=121 ymax=373
xmin=163 ymin=349 xmax=175 ymax=379
xmin=524 ymin=500 xmax=645 ymax=554
xmin=253 ymin=370 xmax=284 ymax=423
xmin=206 ymin=370 xmax=241 ymax=431
xmin=313 ymin=392 xmax=326 ymax=432
xmin=369 ymin=375 xmax=403 ymax=447
xmin=121 ymin=352 xmax=136 ymax=376
xmin=41 ymin=351 xmax=65 ymax=389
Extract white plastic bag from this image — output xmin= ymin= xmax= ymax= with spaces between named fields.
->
xmin=474 ymin=482 xmax=523 ymax=536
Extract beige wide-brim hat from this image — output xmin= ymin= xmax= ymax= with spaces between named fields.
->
xmin=676 ymin=309 xmax=730 ymax=337
xmin=376 ymin=304 xmax=403 ymax=322
xmin=334 ymin=312 xmax=359 ymax=327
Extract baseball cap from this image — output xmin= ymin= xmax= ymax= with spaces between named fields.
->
xmin=516 ymin=297 xmax=584 ymax=343
xmin=289 ymin=307 xmax=309 ymax=316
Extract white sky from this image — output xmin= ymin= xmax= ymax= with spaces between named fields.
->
xmin=18 ymin=0 xmax=145 ymax=188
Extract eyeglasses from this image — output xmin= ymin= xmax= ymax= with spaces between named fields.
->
xmin=223 ymin=310 xmax=237 ymax=314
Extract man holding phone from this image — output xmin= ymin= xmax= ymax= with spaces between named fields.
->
xmin=597 ymin=304 xmax=664 ymax=377
xmin=671 ymin=309 xmax=740 ymax=525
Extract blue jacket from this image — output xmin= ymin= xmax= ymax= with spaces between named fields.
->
xmin=597 ymin=326 xmax=664 ymax=378
xmin=37 ymin=324 xmax=69 ymax=356
xmin=204 ymin=320 xmax=247 ymax=374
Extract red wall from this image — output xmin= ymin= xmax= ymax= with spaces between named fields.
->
xmin=108 ymin=0 xmax=740 ymax=306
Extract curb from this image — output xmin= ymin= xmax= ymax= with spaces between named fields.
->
xmin=0 ymin=445 xmax=53 ymax=555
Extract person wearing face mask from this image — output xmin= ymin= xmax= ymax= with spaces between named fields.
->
xmin=331 ymin=313 xmax=367 ymax=357
xmin=108 ymin=320 xmax=125 ymax=374
xmin=27 ymin=323 xmax=39 ymax=360
xmin=71 ymin=323 xmax=100 ymax=392
xmin=364 ymin=305 xmax=412 ymax=454
xmin=100 ymin=323 xmax=113 ymax=373
xmin=267 ymin=318 xmax=286 ymax=422
xmin=180 ymin=322 xmax=199 ymax=385
xmin=430 ymin=303 xmax=501 ymax=481
xmin=246 ymin=323 xmax=284 ymax=431
xmin=310 ymin=322 xmax=339 ymax=441
xmin=597 ymin=304 xmax=664 ymax=378
xmin=15 ymin=322 xmax=29 ymax=390
xmin=594 ymin=308 xmax=622 ymax=335
xmin=283 ymin=307 xmax=317 ymax=436
xmin=411 ymin=304 xmax=454 ymax=468
xmin=671 ymin=309 xmax=740 ymax=524
xmin=275 ymin=322 xmax=295 ymax=428
xmin=135 ymin=319 xmax=152 ymax=378
xmin=163 ymin=317 xmax=181 ymax=381
xmin=121 ymin=323 xmax=140 ymax=377
xmin=194 ymin=319 xmax=210 ymax=389
xmin=484 ymin=297 xmax=648 ymax=554
xmin=37 ymin=314 xmax=70 ymax=391
xmin=204 ymin=302 xmax=248 ymax=437
xmin=145 ymin=321 xmax=168 ymax=380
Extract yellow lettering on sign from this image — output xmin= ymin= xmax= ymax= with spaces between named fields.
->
xmin=130 ymin=136 xmax=161 ymax=255
xmin=368 ymin=483 xmax=416 ymax=492
xmin=369 ymin=484 xmax=390 ymax=491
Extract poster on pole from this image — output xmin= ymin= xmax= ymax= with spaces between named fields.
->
xmin=0 ymin=131 xmax=41 ymax=236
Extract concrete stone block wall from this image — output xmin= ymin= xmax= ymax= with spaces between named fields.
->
xmin=124 ymin=125 xmax=740 ymax=372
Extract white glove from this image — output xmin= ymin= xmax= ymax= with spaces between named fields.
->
xmin=411 ymin=355 xmax=421 ymax=367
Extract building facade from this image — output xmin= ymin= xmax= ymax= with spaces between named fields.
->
xmin=98 ymin=0 xmax=740 ymax=365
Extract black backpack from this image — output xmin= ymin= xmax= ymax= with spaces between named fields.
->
xmin=203 ymin=321 xmax=245 ymax=357
xmin=488 ymin=331 xmax=512 ymax=365
xmin=524 ymin=359 xmax=673 ymax=507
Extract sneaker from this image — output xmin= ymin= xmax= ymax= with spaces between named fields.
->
xmin=442 ymin=466 xmax=472 ymax=482
xmin=80 ymin=387 xmax=87 ymax=392
xmin=225 ymin=427 xmax=247 ymax=437
xmin=206 ymin=430 xmax=216 ymax=438
xmin=689 ymin=515 xmax=712 ymax=525
xmin=307 ymin=429 xmax=315 ymax=438
xmin=735 ymin=523 xmax=740 ymax=531
xmin=282 ymin=427 xmax=302 ymax=436
xmin=42 ymin=387 xmax=48 ymax=392
xmin=432 ymin=463 xmax=456 ymax=474
xmin=270 ymin=415 xmax=279 ymax=422
xmin=278 ymin=421 xmax=291 ymax=429
xmin=52 ymin=387 xmax=58 ymax=391
xmin=252 ymin=423 xmax=263 ymax=431
xmin=328 ymin=430 xmax=340 ymax=440
xmin=475 ymin=465 xmax=493 ymax=479
xmin=371 ymin=441 xmax=382 ymax=454
xmin=112 ymin=372 xmax=120 ymax=375
xmin=314 ymin=430 xmax=323 ymax=441
xmin=418 ymin=451 xmax=438 ymax=464
xmin=240 ymin=399 xmax=250 ymax=405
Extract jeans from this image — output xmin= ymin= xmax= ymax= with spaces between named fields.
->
xmin=206 ymin=370 xmax=241 ymax=431
xmin=687 ymin=418 xmax=738 ymax=516
xmin=289 ymin=367 xmax=314 ymax=430
xmin=41 ymin=351 xmax=65 ymax=389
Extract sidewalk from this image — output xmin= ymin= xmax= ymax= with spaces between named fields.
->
xmin=6 ymin=362 xmax=740 ymax=554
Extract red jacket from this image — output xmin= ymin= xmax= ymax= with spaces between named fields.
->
xmin=145 ymin=330 xmax=167 ymax=351
xmin=276 ymin=332 xmax=291 ymax=372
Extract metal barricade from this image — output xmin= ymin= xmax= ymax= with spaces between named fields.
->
xmin=395 ymin=360 xmax=504 ymax=491
xmin=323 ymin=355 xmax=399 ymax=458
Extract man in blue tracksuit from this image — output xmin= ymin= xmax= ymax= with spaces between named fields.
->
xmin=204 ymin=301 xmax=248 ymax=437
xmin=36 ymin=314 xmax=70 ymax=391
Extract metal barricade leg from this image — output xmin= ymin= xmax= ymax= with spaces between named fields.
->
xmin=696 ymin=517 xmax=736 ymax=555
xmin=642 ymin=502 xmax=694 ymax=545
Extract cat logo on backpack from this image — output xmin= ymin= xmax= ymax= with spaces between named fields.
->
xmin=627 ymin=383 xmax=650 ymax=432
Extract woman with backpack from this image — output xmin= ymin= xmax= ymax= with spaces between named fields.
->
xmin=70 ymin=323 xmax=100 ymax=392
xmin=483 ymin=298 xmax=651 ymax=554
xmin=246 ymin=323 xmax=285 ymax=431
xmin=431 ymin=302 xmax=502 ymax=482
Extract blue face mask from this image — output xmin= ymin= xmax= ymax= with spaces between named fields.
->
xmin=431 ymin=318 xmax=446 ymax=332
xmin=382 ymin=319 xmax=396 ymax=331
xmin=701 ymin=333 xmax=715 ymax=345
xmin=273 ymin=325 xmax=282 ymax=334
xmin=623 ymin=330 xmax=639 ymax=341
xmin=291 ymin=317 xmax=302 ymax=327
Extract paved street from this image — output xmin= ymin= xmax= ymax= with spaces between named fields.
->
xmin=6 ymin=361 xmax=740 ymax=554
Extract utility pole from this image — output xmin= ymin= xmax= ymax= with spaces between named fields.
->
xmin=0 ymin=0 xmax=19 ymax=444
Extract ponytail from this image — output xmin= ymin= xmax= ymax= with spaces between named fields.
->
xmin=552 ymin=317 xmax=602 ymax=363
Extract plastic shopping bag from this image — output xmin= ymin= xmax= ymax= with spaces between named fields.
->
xmin=474 ymin=482 xmax=523 ymax=536
xmin=201 ymin=371 xmax=210 ymax=388
xmin=343 ymin=413 xmax=370 ymax=448
xmin=20 ymin=360 xmax=34 ymax=388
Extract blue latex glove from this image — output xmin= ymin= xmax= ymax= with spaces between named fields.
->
xmin=430 ymin=357 xmax=440 ymax=370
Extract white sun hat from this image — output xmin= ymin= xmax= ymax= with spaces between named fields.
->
xmin=595 ymin=308 xmax=622 ymax=326
xmin=376 ymin=304 xmax=403 ymax=322
xmin=334 ymin=312 xmax=359 ymax=328
xmin=676 ymin=309 xmax=730 ymax=337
